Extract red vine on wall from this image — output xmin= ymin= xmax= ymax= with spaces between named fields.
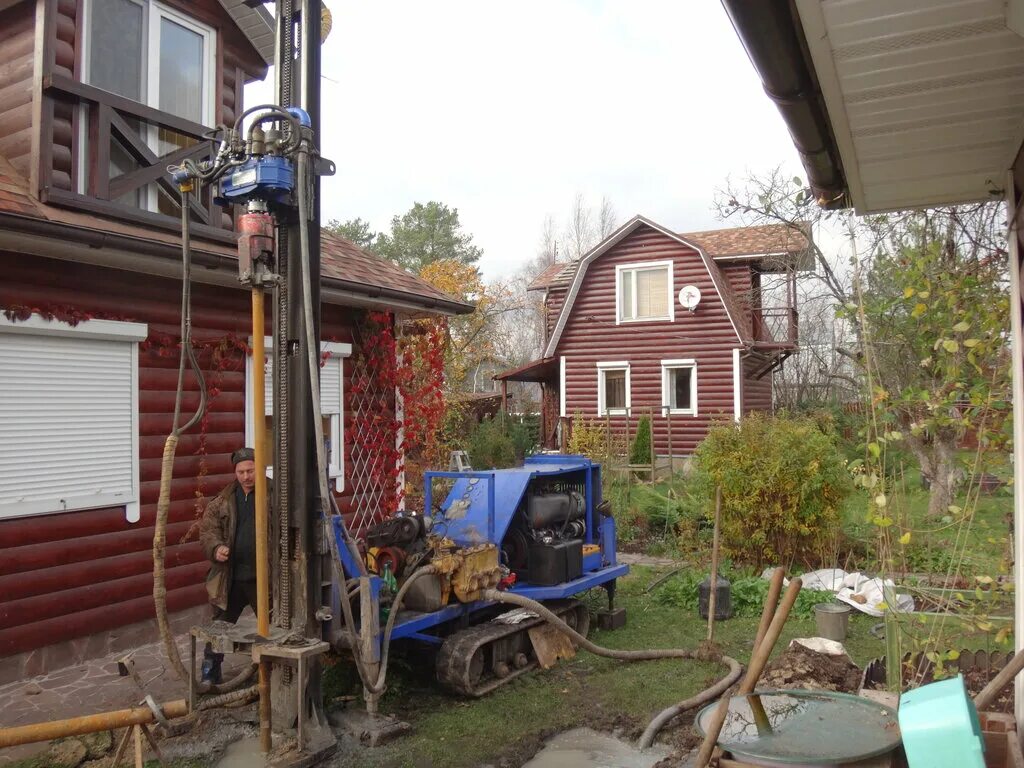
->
xmin=350 ymin=310 xmax=446 ymax=523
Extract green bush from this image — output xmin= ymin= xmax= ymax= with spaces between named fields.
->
xmin=466 ymin=417 xmax=516 ymax=469
xmin=693 ymin=413 xmax=850 ymax=567
xmin=506 ymin=419 xmax=535 ymax=459
xmin=567 ymin=412 xmax=607 ymax=458
xmin=630 ymin=415 xmax=653 ymax=465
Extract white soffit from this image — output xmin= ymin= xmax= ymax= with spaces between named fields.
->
xmin=216 ymin=0 xmax=275 ymax=66
xmin=794 ymin=0 xmax=1024 ymax=213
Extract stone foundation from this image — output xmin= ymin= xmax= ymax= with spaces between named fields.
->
xmin=0 ymin=605 xmax=208 ymax=687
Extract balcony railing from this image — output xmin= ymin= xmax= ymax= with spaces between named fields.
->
xmin=752 ymin=306 xmax=798 ymax=347
xmin=38 ymin=73 xmax=233 ymax=243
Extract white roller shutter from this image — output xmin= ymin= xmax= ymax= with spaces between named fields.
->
xmin=320 ymin=357 xmax=342 ymax=415
xmin=247 ymin=338 xmax=350 ymax=491
xmin=258 ymin=344 xmax=343 ymax=416
xmin=0 ymin=315 xmax=146 ymax=520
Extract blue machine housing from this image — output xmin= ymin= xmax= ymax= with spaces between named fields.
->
xmin=217 ymin=155 xmax=295 ymax=205
xmin=328 ymin=455 xmax=628 ymax=659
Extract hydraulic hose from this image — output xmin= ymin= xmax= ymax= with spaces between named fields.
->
xmin=295 ymin=147 xmax=333 ymax=523
xmin=364 ymin=567 xmax=437 ymax=694
xmin=154 ymin=186 xmax=209 ymax=685
xmin=195 ymin=662 xmax=258 ymax=696
xmin=478 ymin=589 xmax=743 ymax=749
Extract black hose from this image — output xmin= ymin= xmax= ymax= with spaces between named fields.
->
xmin=479 ymin=589 xmax=743 ymax=750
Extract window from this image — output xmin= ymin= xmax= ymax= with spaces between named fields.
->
xmin=0 ymin=314 xmax=147 ymax=521
xmin=245 ymin=339 xmax=352 ymax=492
xmin=616 ymin=261 xmax=674 ymax=323
xmin=661 ymin=359 xmax=697 ymax=416
xmin=597 ymin=362 xmax=630 ymax=416
xmin=80 ymin=0 xmax=216 ymax=212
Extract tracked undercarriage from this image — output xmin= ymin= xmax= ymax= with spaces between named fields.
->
xmin=436 ymin=600 xmax=590 ymax=696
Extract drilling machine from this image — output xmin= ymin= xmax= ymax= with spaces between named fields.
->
xmin=168 ymin=0 xmax=629 ymax=762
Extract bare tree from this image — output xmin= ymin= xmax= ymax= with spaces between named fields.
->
xmin=565 ymin=193 xmax=595 ymax=260
xmin=598 ymin=196 xmax=618 ymax=239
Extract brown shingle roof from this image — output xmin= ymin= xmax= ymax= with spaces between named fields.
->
xmin=681 ymin=222 xmax=810 ymax=258
xmin=0 ymin=153 xmax=471 ymax=315
xmin=319 ymin=232 xmax=472 ymax=313
xmin=526 ymin=262 xmax=571 ymax=291
xmin=527 ymin=222 xmax=811 ymax=291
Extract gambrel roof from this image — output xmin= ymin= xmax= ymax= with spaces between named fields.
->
xmin=542 ymin=216 xmax=748 ymax=358
xmin=528 ymin=222 xmax=810 ymax=292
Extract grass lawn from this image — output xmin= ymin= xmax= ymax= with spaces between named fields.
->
xmin=840 ymin=461 xmax=1013 ymax=581
xmin=328 ymin=564 xmax=891 ymax=768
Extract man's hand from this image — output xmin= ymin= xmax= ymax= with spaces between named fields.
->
xmin=215 ymin=545 xmax=230 ymax=563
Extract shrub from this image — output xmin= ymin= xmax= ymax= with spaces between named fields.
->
xmin=692 ymin=413 xmax=850 ymax=567
xmin=466 ymin=417 xmax=516 ymax=469
xmin=567 ymin=412 xmax=607 ymax=458
xmin=630 ymin=415 xmax=653 ymax=465
xmin=506 ymin=419 xmax=535 ymax=459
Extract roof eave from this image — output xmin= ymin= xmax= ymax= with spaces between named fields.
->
xmin=0 ymin=212 xmax=474 ymax=316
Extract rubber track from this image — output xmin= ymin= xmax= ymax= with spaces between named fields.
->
xmin=436 ymin=599 xmax=590 ymax=697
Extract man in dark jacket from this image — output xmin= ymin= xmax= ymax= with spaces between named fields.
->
xmin=198 ymin=447 xmax=262 ymax=681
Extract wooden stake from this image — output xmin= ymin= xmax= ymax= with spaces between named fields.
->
xmin=133 ymin=724 xmax=144 ymax=768
xmin=707 ymin=486 xmax=722 ymax=641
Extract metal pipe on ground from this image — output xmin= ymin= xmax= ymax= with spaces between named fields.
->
xmin=0 ymin=688 xmax=257 ymax=749
xmin=0 ymin=701 xmax=190 ymax=748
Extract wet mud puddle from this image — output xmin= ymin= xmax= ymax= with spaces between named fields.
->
xmin=215 ymin=736 xmax=264 ymax=767
xmin=522 ymin=727 xmax=670 ymax=768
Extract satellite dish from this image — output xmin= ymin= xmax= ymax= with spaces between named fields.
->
xmin=678 ymin=285 xmax=702 ymax=311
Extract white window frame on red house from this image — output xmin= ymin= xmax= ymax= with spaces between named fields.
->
xmin=244 ymin=337 xmax=351 ymax=492
xmin=596 ymin=361 xmax=631 ymax=416
xmin=660 ymin=358 xmax=698 ymax=417
xmin=615 ymin=260 xmax=675 ymax=324
xmin=78 ymin=0 xmax=217 ymax=211
xmin=0 ymin=313 xmax=147 ymax=522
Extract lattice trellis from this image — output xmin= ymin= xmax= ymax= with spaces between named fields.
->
xmin=347 ymin=315 xmax=400 ymax=538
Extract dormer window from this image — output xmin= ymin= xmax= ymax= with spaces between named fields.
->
xmin=616 ymin=261 xmax=674 ymax=323
xmin=80 ymin=0 xmax=216 ymax=213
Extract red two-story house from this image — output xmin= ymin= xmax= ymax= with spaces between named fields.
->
xmin=0 ymin=0 xmax=471 ymax=682
xmin=498 ymin=216 xmax=809 ymax=456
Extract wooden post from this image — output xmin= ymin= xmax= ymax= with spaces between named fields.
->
xmin=666 ymin=410 xmax=673 ymax=475
xmin=649 ymin=407 xmax=656 ymax=482
xmin=501 ymin=379 xmax=508 ymax=428
xmin=707 ymin=486 xmax=722 ymax=642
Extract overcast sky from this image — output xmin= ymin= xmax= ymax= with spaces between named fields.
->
xmin=246 ymin=1 xmax=804 ymax=280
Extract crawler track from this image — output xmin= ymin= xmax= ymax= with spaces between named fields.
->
xmin=436 ymin=599 xmax=590 ymax=697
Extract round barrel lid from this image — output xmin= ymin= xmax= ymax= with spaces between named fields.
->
xmin=696 ymin=689 xmax=901 ymax=765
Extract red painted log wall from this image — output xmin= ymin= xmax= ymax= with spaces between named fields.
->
xmin=0 ymin=253 xmax=362 ymax=657
xmin=555 ymin=226 xmax=760 ymax=456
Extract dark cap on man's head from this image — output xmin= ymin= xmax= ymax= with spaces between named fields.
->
xmin=231 ymin=447 xmax=255 ymax=466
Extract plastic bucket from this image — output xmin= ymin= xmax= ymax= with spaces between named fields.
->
xmin=814 ymin=602 xmax=851 ymax=642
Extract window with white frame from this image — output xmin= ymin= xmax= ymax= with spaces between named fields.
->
xmin=661 ymin=359 xmax=697 ymax=416
xmin=245 ymin=339 xmax=351 ymax=492
xmin=80 ymin=0 xmax=216 ymax=213
xmin=616 ymin=261 xmax=674 ymax=323
xmin=0 ymin=314 xmax=147 ymax=521
xmin=597 ymin=362 xmax=630 ymax=416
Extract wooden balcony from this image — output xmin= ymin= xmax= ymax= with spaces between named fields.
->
xmin=752 ymin=306 xmax=798 ymax=349
xmin=38 ymin=73 xmax=234 ymax=244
